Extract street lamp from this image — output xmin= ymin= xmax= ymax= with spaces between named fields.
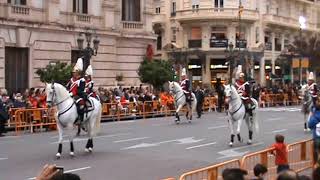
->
xmin=77 ymin=30 xmax=100 ymax=75
xmin=298 ymin=16 xmax=306 ymax=85
xmin=226 ymin=42 xmax=235 ymax=84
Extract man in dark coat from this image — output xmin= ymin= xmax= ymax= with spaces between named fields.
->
xmin=195 ymin=86 xmax=205 ymax=118
xmin=0 ymin=101 xmax=9 ymax=137
xmin=215 ymin=78 xmax=225 ymax=112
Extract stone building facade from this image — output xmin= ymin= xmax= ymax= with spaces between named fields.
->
xmin=0 ymin=0 xmax=155 ymax=93
xmin=153 ymin=0 xmax=320 ymax=86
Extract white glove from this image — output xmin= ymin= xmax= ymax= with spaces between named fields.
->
xmin=69 ymin=92 xmax=73 ymax=97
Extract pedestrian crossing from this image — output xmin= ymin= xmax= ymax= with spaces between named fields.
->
xmin=258 ymin=107 xmax=301 ymax=112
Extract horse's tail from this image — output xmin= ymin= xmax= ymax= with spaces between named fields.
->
xmin=252 ymin=98 xmax=260 ymax=133
xmin=94 ymin=104 xmax=102 ymax=136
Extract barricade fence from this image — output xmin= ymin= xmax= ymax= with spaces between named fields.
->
xmin=162 ymin=139 xmax=313 ymax=180
xmin=6 ymin=93 xmax=302 ymax=135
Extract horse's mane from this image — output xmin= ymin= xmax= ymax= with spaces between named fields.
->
xmin=172 ymin=81 xmax=182 ymax=91
xmin=47 ymin=83 xmax=70 ymax=100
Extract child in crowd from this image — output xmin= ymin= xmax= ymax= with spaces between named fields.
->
xmin=270 ymin=134 xmax=289 ymax=173
xmin=252 ymin=163 xmax=268 ymax=180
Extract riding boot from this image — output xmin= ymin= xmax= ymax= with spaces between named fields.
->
xmin=249 ymin=131 xmax=253 ymax=140
xmin=231 ymin=134 xmax=235 ymax=143
xmin=237 ymin=134 xmax=242 ymax=142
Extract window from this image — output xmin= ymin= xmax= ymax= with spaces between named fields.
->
xmin=157 ymin=34 xmax=162 ymax=50
xmin=171 ymin=1 xmax=176 ymax=16
xmin=191 ymin=27 xmax=202 ymax=40
xmin=156 ymin=7 xmax=161 ymax=14
xmin=172 ymin=28 xmax=177 ymax=42
xmin=256 ymin=27 xmax=260 ymax=43
xmin=276 ymin=8 xmax=279 ymax=16
xmin=73 ymin=0 xmax=88 ymax=14
xmin=8 ymin=0 xmax=26 ymax=5
xmin=122 ymin=0 xmax=141 ymax=21
xmin=213 ymin=0 xmax=224 ymax=8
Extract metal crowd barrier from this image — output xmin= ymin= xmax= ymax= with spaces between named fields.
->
xmin=163 ymin=139 xmax=313 ymax=180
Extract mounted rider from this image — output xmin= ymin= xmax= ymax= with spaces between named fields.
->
xmin=84 ymin=65 xmax=98 ymax=100
xmin=307 ymin=72 xmax=318 ymax=105
xmin=235 ymin=65 xmax=255 ymax=116
xmin=180 ymin=68 xmax=193 ymax=104
xmin=68 ymin=58 xmax=87 ymax=125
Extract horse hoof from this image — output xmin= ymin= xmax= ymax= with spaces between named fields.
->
xmin=304 ymin=128 xmax=307 ymax=132
xmin=229 ymin=142 xmax=233 ymax=147
xmin=56 ymin=153 xmax=61 ymax=159
xmin=70 ymin=152 xmax=75 ymax=157
xmin=188 ymin=120 xmax=191 ymax=123
xmin=88 ymin=147 xmax=93 ymax=152
xmin=307 ymin=128 xmax=311 ymax=132
xmin=175 ymin=120 xmax=180 ymax=124
xmin=85 ymin=148 xmax=90 ymax=153
xmin=247 ymin=140 xmax=252 ymax=145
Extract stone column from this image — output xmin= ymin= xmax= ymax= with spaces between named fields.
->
xmin=281 ymin=33 xmax=285 ymax=51
xmin=46 ymin=0 xmax=60 ymax=23
xmin=271 ymin=32 xmax=276 ymax=74
xmin=227 ymin=24 xmax=236 ymax=46
xmin=201 ymin=24 xmax=210 ymax=51
xmin=102 ymin=0 xmax=115 ymax=29
xmin=202 ymin=56 xmax=211 ymax=85
xmin=260 ymin=56 xmax=266 ymax=86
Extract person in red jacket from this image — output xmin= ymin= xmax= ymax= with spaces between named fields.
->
xmin=84 ymin=65 xmax=99 ymax=101
xmin=270 ymin=134 xmax=289 ymax=173
xmin=180 ymin=68 xmax=193 ymax=105
xmin=69 ymin=61 xmax=86 ymax=125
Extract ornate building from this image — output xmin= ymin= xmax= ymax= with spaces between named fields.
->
xmin=153 ymin=0 xmax=320 ymax=86
xmin=0 ymin=0 xmax=155 ymax=93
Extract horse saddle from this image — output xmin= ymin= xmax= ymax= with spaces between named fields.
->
xmin=84 ymin=99 xmax=94 ymax=112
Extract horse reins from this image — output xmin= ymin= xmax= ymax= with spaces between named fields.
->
xmin=49 ymin=84 xmax=76 ymax=118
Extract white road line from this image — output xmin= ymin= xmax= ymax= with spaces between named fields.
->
xmin=0 ymin=157 xmax=8 ymax=161
xmin=208 ymin=125 xmax=228 ymax=130
xmin=267 ymin=129 xmax=287 ymax=134
xmin=50 ymin=133 xmax=131 ymax=144
xmin=114 ymin=137 xmax=150 ymax=143
xmin=266 ymin=117 xmax=283 ymax=121
xmin=186 ymin=142 xmax=217 ymax=150
xmin=229 ymin=142 xmax=265 ymax=151
xmin=27 ymin=166 xmax=91 ymax=180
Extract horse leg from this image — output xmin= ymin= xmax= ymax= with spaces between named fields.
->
xmin=236 ymin=118 xmax=243 ymax=143
xmin=70 ymin=141 xmax=75 ymax=157
xmin=246 ymin=115 xmax=253 ymax=145
xmin=175 ymin=105 xmax=183 ymax=124
xmin=228 ymin=119 xmax=235 ymax=147
xmin=85 ymin=118 xmax=95 ymax=153
xmin=56 ymin=122 xmax=63 ymax=159
xmin=304 ymin=113 xmax=308 ymax=131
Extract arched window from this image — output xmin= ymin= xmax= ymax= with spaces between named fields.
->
xmin=122 ymin=0 xmax=141 ymax=21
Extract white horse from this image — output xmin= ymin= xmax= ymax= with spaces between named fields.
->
xmin=224 ymin=84 xmax=259 ymax=146
xmin=300 ymin=84 xmax=312 ymax=131
xmin=168 ymin=81 xmax=197 ymax=124
xmin=46 ymin=83 xmax=102 ymax=159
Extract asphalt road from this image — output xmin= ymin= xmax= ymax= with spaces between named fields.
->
xmin=0 ymin=106 xmax=313 ymax=180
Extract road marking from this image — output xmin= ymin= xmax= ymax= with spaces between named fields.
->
xmin=121 ymin=137 xmax=203 ymax=150
xmin=0 ymin=157 xmax=8 ymax=161
xmin=267 ymin=129 xmax=287 ymax=134
xmin=217 ymin=142 xmax=264 ymax=159
xmin=208 ymin=125 xmax=228 ymax=130
xmin=27 ymin=166 xmax=91 ymax=180
xmin=51 ymin=133 xmax=131 ymax=144
xmin=114 ymin=137 xmax=150 ymax=143
xmin=266 ymin=117 xmax=283 ymax=121
xmin=186 ymin=142 xmax=217 ymax=150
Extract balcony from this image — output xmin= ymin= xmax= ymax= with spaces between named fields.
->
xmin=188 ymin=40 xmax=202 ymax=48
xmin=0 ymin=4 xmax=45 ymax=23
xmin=122 ymin=21 xmax=144 ymax=30
xmin=263 ymin=14 xmax=317 ymax=31
xmin=152 ymin=14 xmax=166 ymax=25
xmin=175 ymin=8 xmax=258 ymax=23
xmin=265 ymin=42 xmax=272 ymax=51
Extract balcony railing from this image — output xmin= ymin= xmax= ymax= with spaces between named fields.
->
xmin=263 ymin=14 xmax=317 ymax=30
xmin=76 ymin=14 xmax=91 ymax=22
xmin=176 ymin=8 xmax=258 ymax=22
xmin=265 ymin=42 xmax=272 ymax=51
xmin=188 ymin=40 xmax=202 ymax=48
xmin=122 ymin=21 xmax=143 ymax=29
xmin=11 ymin=5 xmax=29 ymax=15
xmin=275 ymin=44 xmax=282 ymax=51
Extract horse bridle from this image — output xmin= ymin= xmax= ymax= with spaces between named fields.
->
xmin=226 ymin=85 xmax=243 ymax=117
xmin=47 ymin=83 xmax=70 ymax=106
xmin=170 ymin=84 xmax=184 ymax=102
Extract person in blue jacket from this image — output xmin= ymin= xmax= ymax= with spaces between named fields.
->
xmin=308 ymin=96 xmax=320 ymax=165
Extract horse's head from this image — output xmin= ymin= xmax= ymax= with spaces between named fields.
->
xmin=45 ymin=83 xmax=55 ymax=108
xmin=168 ymin=81 xmax=179 ymax=94
xmin=224 ymin=84 xmax=233 ymax=97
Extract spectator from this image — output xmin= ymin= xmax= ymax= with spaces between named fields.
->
xmin=51 ymin=173 xmax=81 ymax=180
xmin=215 ymin=78 xmax=224 ymax=112
xmin=13 ymin=93 xmax=26 ymax=108
xmin=308 ymin=96 xmax=320 ymax=166
xmin=35 ymin=164 xmax=81 ymax=180
xmin=270 ymin=134 xmax=289 ymax=173
xmin=313 ymin=167 xmax=320 ymax=180
xmin=252 ymin=163 xmax=268 ymax=180
xmin=297 ymin=175 xmax=311 ymax=180
xmin=0 ymin=101 xmax=9 ymax=137
xmin=276 ymin=170 xmax=298 ymax=180
xmin=222 ymin=168 xmax=248 ymax=180
xmin=195 ymin=86 xmax=204 ymax=118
